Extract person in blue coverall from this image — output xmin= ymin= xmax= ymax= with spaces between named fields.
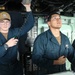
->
xmin=32 ymin=12 xmax=75 ymax=74
xmin=71 ymin=40 xmax=75 ymax=72
xmin=0 ymin=2 xmax=34 ymax=75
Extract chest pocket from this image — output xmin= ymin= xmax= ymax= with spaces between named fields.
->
xmin=44 ymin=40 xmax=60 ymax=60
xmin=60 ymin=43 xmax=69 ymax=57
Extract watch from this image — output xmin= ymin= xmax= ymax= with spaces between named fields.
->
xmin=4 ymin=44 xmax=8 ymax=50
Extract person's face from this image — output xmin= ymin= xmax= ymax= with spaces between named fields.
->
xmin=0 ymin=20 xmax=11 ymax=32
xmin=47 ymin=14 xmax=62 ymax=29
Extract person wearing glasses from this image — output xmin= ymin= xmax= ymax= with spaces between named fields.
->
xmin=32 ymin=12 xmax=75 ymax=74
xmin=0 ymin=2 xmax=34 ymax=75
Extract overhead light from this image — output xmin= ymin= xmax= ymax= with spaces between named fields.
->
xmin=59 ymin=9 xmax=63 ymax=12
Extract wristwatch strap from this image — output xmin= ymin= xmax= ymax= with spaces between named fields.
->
xmin=4 ymin=44 xmax=8 ymax=50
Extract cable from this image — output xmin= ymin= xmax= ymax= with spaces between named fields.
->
xmin=63 ymin=3 xmax=73 ymax=10
xmin=0 ymin=0 xmax=10 ymax=6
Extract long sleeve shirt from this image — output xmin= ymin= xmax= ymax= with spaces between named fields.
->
xmin=0 ymin=12 xmax=34 ymax=64
xmin=32 ymin=29 xmax=75 ymax=74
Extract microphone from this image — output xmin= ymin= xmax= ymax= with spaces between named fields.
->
xmin=22 ymin=0 xmax=31 ymax=4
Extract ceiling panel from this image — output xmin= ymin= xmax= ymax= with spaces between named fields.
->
xmin=0 ymin=0 xmax=75 ymax=16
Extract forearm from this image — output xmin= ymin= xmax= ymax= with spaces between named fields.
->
xmin=18 ymin=12 xmax=34 ymax=36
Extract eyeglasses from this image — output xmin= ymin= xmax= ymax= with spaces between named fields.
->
xmin=51 ymin=15 xmax=61 ymax=21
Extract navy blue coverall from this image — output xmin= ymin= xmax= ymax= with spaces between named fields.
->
xmin=71 ymin=40 xmax=75 ymax=72
xmin=32 ymin=29 xmax=75 ymax=74
xmin=0 ymin=12 xmax=34 ymax=75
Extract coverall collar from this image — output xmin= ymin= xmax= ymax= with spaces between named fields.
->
xmin=47 ymin=29 xmax=61 ymax=45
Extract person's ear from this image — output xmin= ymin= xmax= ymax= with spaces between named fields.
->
xmin=9 ymin=23 xmax=11 ymax=28
xmin=47 ymin=21 xmax=50 ymax=27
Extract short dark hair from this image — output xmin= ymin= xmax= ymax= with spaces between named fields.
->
xmin=47 ymin=12 xmax=60 ymax=21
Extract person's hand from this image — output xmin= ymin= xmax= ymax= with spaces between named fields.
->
xmin=53 ymin=56 xmax=66 ymax=65
xmin=21 ymin=0 xmax=31 ymax=12
xmin=6 ymin=38 xmax=18 ymax=47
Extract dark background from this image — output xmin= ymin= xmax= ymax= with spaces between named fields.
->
xmin=0 ymin=0 xmax=75 ymax=16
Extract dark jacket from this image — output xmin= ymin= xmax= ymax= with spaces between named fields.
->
xmin=71 ymin=40 xmax=75 ymax=71
xmin=32 ymin=29 xmax=75 ymax=74
xmin=72 ymin=40 xmax=75 ymax=49
xmin=0 ymin=12 xmax=34 ymax=64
